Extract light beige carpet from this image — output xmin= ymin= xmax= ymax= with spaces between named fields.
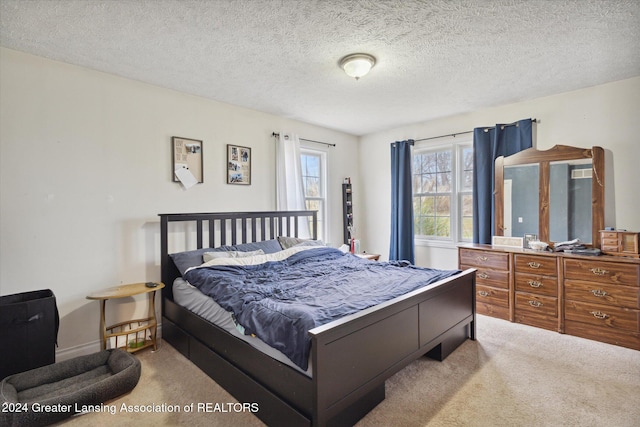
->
xmin=58 ymin=315 xmax=639 ymax=426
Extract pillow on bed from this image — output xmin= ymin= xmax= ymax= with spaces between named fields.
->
xmin=232 ymin=239 xmax=282 ymax=254
xmin=277 ymin=236 xmax=324 ymax=250
xmin=170 ymin=240 xmax=282 ymax=276
xmin=202 ymin=249 xmax=264 ymax=262
xmin=170 ymin=246 xmax=235 ymax=276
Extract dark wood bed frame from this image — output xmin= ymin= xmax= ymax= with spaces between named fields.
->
xmin=159 ymin=210 xmax=476 ymax=426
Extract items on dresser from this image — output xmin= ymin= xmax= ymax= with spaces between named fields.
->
xmin=458 ymin=244 xmax=640 ymax=351
xmin=600 ymin=230 xmax=640 ymax=258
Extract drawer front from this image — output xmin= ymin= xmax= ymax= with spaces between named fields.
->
xmin=459 ymin=249 xmax=508 ymax=270
xmin=476 ymin=301 xmax=510 ymax=320
xmin=476 ymin=285 xmax=509 ymax=308
xmin=514 ymin=311 xmax=558 ymax=332
xmin=564 ymin=320 xmax=640 ymax=351
xmin=600 ymin=231 xmax=618 ymax=240
xmin=515 ymin=292 xmax=557 ymax=317
xmin=564 ymin=259 xmax=640 ymax=287
xmin=515 ymin=254 xmax=557 ymax=276
xmin=515 ymin=274 xmax=558 ymax=297
xmin=565 ymin=300 xmax=639 ymax=333
xmin=564 ymin=280 xmax=639 ymax=309
xmin=602 ymin=244 xmax=621 ymax=252
xmin=466 ymin=267 xmax=509 ymax=289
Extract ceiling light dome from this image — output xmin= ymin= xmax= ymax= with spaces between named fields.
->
xmin=339 ymin=53 xmax=376 ymax=80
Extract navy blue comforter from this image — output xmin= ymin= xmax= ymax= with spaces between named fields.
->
xmin=184 ymin=247 xmax=459 ymax=370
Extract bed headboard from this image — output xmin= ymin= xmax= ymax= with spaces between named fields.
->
xmin=158 ymin=210 xmax=318 ymax=299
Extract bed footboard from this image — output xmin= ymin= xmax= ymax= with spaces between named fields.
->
xmin=309 ymin=269 xmax=476 ymax=426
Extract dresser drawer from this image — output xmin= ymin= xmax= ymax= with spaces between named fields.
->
xmin=465 ymin=267 xmax=509 ymax=289
xmin=515 ymin=274 xmax=558 ymax=297
xmin=564 ymin=321 xmax=640 ymax=350
xmin=564 ymin=279 xmax=639 ymax=309
xmin=476 ymin=302 xmax=510 ymax=320
xmin=515 ymin=254 xmax=557 ymax=276
xmin=459 ymin=249 xmax=508 ymax=270
xmin=601 ymin=237 xmax=619 ymax=248
xmin=515 ymin=292 xmax=557 ymax=317
xmin=565 ymin=300 xmax=639 ymax=333
xmin=564 ymin=259 xmax=640 ymax=287
xmin=476 ymin=285 xmax=509 ymax=308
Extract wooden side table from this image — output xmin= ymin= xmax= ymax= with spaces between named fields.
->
xmin=87 ymin=282 xmax=164 ymax=353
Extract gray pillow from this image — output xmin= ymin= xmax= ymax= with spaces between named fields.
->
xmin=232 ymin=239 xmax=282 ymax=254
xmin=170 ymin=246 xmax=234 ymax=276
xmin=277 ymin=236 xmax=324 ymax=250
xmin=170 ymin=239 xmax=282 ymax=276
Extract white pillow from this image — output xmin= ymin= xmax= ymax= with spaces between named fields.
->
xmin=202 ymin=249 xmax=264 ymax=263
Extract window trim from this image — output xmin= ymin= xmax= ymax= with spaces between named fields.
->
xmin=412 ymin=136 xmax=473 ymax=247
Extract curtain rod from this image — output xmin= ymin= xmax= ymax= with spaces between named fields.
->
xmin=414 ymin=118 xmax=537 ymax=143
xmin=271 ymin=132 xmax=336 ymax=147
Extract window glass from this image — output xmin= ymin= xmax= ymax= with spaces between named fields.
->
xmin=300 ymin=149 xmax=326 ymax=241
xmin=413 ymin=141 xmax=473 ymax=243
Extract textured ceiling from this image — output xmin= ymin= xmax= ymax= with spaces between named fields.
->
xmin=1 ymin=0 xmax=639 ymax=136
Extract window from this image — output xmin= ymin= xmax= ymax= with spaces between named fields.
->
xmin=412 ymin=139 xmax=473 ymax=244
xmin=300 ymin=148 xmax=327 ymax=241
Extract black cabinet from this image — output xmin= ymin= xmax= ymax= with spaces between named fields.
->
xmin=342 ymin=183 xmax=353 ymax=244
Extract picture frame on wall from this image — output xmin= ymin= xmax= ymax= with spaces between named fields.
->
xmin=227 ymin=144 xmax=251 ymax=185
xmin=172 ymin=136 xmax=203 ymax=185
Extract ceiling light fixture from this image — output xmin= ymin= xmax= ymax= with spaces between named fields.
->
xmin=339 ymin=53 xmax=376 ymax=80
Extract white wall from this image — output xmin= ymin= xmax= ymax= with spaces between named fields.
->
xmin=0 ymin=48 xmax=359 ymax=357
xmin=359 ymin=76 xmax=640 ymax=269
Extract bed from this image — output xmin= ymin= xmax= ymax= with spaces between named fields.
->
xmin=159 ymin=210 xmax=476 ymax=426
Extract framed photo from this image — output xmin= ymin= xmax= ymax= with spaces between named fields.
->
xmin=227 ymin=144 xmax=251 ymax=185
xmin=524 ymin=233 xmax=538 ymax=249
xmin=172 ymin=137 xmax=203 ymax=184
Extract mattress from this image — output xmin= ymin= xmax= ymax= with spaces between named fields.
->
xmin=172 ymin=278 xmax=312 ymax=376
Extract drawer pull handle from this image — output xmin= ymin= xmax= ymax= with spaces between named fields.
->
xmin=590 ymin=289 xmax=608 ymax=298
xmin=477 ymin=291 xmax=489 ymax=297
xmin=528 ymin=262 xmax=542 ymax=269
xmin=590 ymin=311 xmax=609 ymax=320
xmin=528 ymin=280 xmax=543 ymax=288
xmin=477 ymin=256 xmax=488 ymax=262
xmin=528 ymin=300 xmax=542 ymax=307
xmin=478 ymin=272 xmax=490 ymax=279
xmin=590 ymin=267 xmax=608 ymax=276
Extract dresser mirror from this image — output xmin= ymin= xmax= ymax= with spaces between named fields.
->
xmin=495 ymin=145 xmax=604 ymax=248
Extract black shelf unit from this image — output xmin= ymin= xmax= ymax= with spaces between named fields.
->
xmin=342 ymin=183 xmax=353 ymax=244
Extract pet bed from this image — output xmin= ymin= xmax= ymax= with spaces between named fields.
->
xmin=0 ymin=348 xmax=140 ymax=426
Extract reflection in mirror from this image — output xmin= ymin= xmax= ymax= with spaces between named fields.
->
xmin=503 ymin=164 xmax=539 ymax=238
xmin=549 ymin=159 xmax=593 ymax=243
xmin=494 ymin=146 xmax=604 ymax=248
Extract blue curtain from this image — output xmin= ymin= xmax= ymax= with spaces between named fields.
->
xmin=390 ymin=140 xmax=415 ymax=264
xmin=473 ymin=119 xmax=533 ymax=244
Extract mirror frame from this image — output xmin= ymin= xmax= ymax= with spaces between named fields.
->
xmin=495 ymin=145 xmax=605 ymax=248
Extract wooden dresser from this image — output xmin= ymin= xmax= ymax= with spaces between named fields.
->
xmin=459 ymin=244 xmax=640 ymax=351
